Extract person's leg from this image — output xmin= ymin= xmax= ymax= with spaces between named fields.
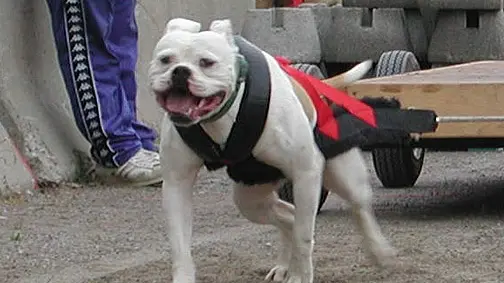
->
xmin=108 ymin=0 xmax=158 ymax=152
xmin=45 ymin=0 xmax=161 ymax=185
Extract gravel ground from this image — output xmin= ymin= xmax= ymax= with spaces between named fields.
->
xmin=2 ymin=151 xmax=504 ymax=283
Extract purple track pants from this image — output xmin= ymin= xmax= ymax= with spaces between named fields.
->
xmin=45 ymin=0 xmax=157 ymax=168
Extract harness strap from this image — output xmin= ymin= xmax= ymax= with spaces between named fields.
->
xmin=275 ymin=56 xmax=378 ymax=140
xmin=175 ymin=123 xmax=222 ymax=164
xmin=175 ymin=36 xmax=271 ymax=168
xmin=223 ymin=36 xmax=271 ymax=163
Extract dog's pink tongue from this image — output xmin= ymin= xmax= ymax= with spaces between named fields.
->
xmin=164 ymin=96 xmax=198 ymax=114
xmin=164 ymin=95 xmax=223 ymax=120
xmin=190 ymin=96 xmax=223 ymax=119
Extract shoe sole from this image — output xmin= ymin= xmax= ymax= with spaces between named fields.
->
xmin=94 ymin=168 xmax=163 ymax=188
xmin=97 ymin=176 xmax=163 ymax=188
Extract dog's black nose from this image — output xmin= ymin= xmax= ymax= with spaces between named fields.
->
xmin=172 ymin=66 xmax=192 ymax=83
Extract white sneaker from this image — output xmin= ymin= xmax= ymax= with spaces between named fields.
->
xmin=96 ymin=148 xmax=163 ymax=187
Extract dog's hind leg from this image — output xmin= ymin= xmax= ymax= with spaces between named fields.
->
xmin=250 ymin=141 xmax=324 ymax=283
xmin=324 ymin=147 xmax=396 ymax=266
xmin=284 ymin=156 xmax=324 ymax=283
xmin=233 ymin=182 xmax=295 ymax=282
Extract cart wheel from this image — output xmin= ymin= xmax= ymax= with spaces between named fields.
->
xmin=372 ymin=50 xmax=425 ymax=188
xmin=276 ymin=63 xmax=329 ymax=213
xmin=291 ymin=63 xmax=326 ymax=79
xmin=278 ymin=181 xmax=330 ymax=215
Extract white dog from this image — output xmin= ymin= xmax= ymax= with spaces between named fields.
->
xmin=149 ymin=18 xmax=397 ymax=283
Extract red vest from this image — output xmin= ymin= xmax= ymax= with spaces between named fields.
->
xmin=275 ymin=56 xmax=377 ymax=140
xmin=289 ymin=0 xmax=304 ymax=7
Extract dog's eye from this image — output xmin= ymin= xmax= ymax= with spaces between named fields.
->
xmin=159 ymin=55 xmax=172 ymax=65
xmin=199 ymin=58 xmax=215 ymax=68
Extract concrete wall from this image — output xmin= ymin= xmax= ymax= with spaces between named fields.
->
xmin=0 ymin=0 xmax=254 ymax=196
xmin=0 ymin=0 xmax=86 ymax=191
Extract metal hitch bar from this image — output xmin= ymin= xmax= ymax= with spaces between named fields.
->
xmin=436 ymin=116 xmax=504 ymax=123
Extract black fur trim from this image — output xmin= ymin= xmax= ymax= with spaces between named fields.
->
xmin=315 ymin=95 xmax=437 ymax=158
xmin=226 ymin=156 xmax=284 ymax=185
xmin=359 ymin=96 xmax=401 ymax=109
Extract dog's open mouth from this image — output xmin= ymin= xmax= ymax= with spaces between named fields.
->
xmin=157 ymin=89 xmax=226 ymax=121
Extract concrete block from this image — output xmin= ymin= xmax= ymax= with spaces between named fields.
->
xmin=311 ymin=6 xmax=416 ymax=63
xmin=342 ymin=0 xmax=417 ymax=9
xmin=424 ymin=0 xmax=503 ymax=10
xmin=163 ymin=0 xmax=255 ymax=32
xmin=428 ymin=10 xmax=504 ymax=64
xmin=404 ymin=9 xmax=429 ymax=62
xmin=304 ymin=0 xmax=342 ymax=6
xmin=241 ymin=8 xmax=322 ymax=63
xmin=342 ymin=0 xmax=503 ymax=10
xmin=418 ymin=5 xmax=439 ymax=41
xmin=0 ymin=122 xmax=36 ymax=196
xmin=339 ymin=2 xmax=440 ymax=50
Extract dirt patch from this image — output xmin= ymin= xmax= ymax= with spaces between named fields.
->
xmin=3 ymin=152 xmax=504 ymax=283
xmin=88 ymin=213 xmax=504 ymax=283
xmin=87 ymin=152 xmax=504 ymax=283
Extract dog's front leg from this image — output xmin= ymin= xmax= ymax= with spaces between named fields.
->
xmin=160 ymin=125 xmax=203 ymax=283
xmin=286 ymin=149 xmax=324 ymax=283
xmin=163 ymin=171 xmax=199 ymax=283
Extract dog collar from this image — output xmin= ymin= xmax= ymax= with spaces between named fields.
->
xmin=200 ymin=55 xmax=249 ymax=123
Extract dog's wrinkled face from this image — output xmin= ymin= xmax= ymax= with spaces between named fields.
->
xmin=149 ymin=18 xmax=239 ymax=126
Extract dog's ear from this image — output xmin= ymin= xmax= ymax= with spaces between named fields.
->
xmin=165 ymin=18 xmax=202 ymax=34
xmin=209 ymin=19 xmax=238 ymax=52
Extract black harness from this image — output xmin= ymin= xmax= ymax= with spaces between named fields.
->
xmin=175 ymin=36 xmax=284 ymax=185
xmin=174 ymin=37 xmax=438 ymax=186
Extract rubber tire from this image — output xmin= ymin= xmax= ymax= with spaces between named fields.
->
xmin=372 ymin=50 xmax=425 ymax=188
xmin=291 ymin=63 xmax=326 ymax=79
xmin=276 ymin=63 xmax=329 ymax=214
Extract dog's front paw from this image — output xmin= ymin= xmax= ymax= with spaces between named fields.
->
xmin=368 ymin=242 xmax=398 ymax=268
xmin=172 ymin=275 xmax=195 ymax=283
xmin=172 ymin=269 xmax=195 ymax=283
xmin=265 ymin=265 xmax=288 ymax=282
xmin=283 ymin=272 xmax=312 ymax=283
xmin=282 ymin=264 xmax=313 ymax=283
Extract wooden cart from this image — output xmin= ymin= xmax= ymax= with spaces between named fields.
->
xmin=347 ymin=51 xmax=504 ymax=189
xmin=278 ymin=51 xmax=504 ymax=214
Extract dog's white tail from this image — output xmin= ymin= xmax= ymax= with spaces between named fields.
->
xmin=322 ymin=59 xmax=373 ymax=89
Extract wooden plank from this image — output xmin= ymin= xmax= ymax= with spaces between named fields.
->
xmin=357 ymin=61 xmax=504 ymax=85
xmin=347 ymin=61 xmax=504 ymax=138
